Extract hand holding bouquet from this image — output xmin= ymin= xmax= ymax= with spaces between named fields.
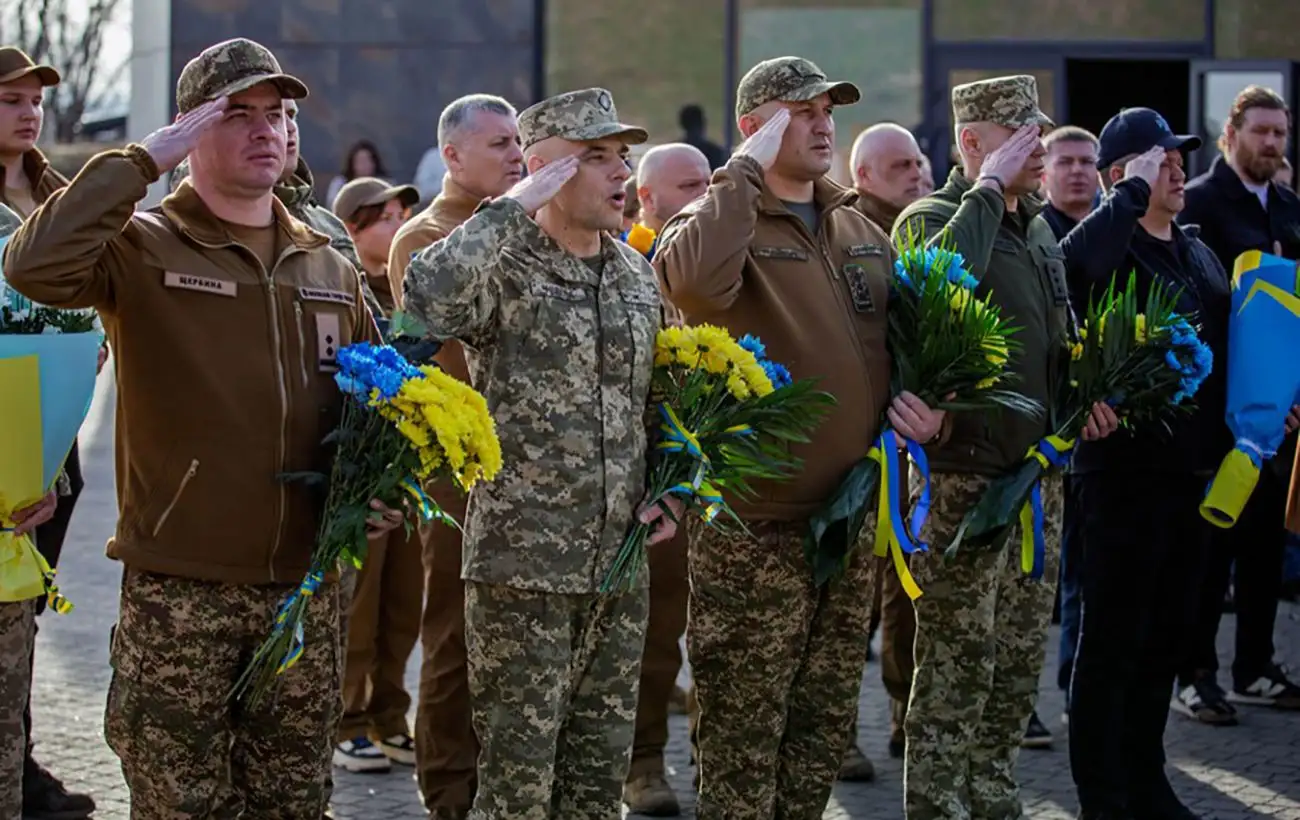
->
xmin=806 ymin=233 xmax=1040 ymax=592
xmin=951 ymin=273 xmax=1212 ymax=576
xmin=232 ymin=342 xmax=501 ymax=707
xmin=600 ymin=325 xmax=835 ymax=593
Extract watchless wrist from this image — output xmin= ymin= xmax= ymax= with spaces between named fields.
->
xmin=977 ymin=174 xmax=1005 ymax=194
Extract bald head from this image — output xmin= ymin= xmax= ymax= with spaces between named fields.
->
xmin=851 ymin=123 xmax=924 ymax=209
xmin=636 ymin=143 xmax=711 ymax=231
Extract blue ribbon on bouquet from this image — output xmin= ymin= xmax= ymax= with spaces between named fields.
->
xmin=274 ymin=570 xmax=323 ymax=674
xmin=1018 ymin=435 xmax=1074 ymax=579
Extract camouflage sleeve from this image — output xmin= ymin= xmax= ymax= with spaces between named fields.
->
xmin=402 ymin=198 xmax=527 ymax=349
xmin=654 ymin=155 xmax=763 ymax=315
xmin=893 ymin=185 xmax=1005 ymax=282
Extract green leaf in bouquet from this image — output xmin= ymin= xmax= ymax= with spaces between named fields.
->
xmin=277 ymin=470 xmax=329 ymax=487
xmin=946 ymin=458 xmax=1045 ymax=556
xmin=803 ymin=455 xmax=881 ymax=587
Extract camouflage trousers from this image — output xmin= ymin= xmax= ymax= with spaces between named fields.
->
xmin=105 ymin=568 xmax=343 ymax=820
xmin=0 ymin=600 xmax=35 ymax=820
xmin=464 ymin=581 xmax=648 ymax=820
xmin=904 ymin=471 xmax=1063 ymax=820
xmin=688 ymin=517 xmax=876 ymax=820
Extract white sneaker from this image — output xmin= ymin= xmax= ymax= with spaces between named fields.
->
xmin=379 ymin=733 xmax=417 ymax=766
xmin=333 ymin=737 xmax=392 ymax=773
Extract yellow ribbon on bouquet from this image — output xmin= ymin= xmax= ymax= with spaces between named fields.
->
xmin=0 ymin=529 xmax=73 ymax=612
xmin=868 ymin=440 xmax=923 ymax=601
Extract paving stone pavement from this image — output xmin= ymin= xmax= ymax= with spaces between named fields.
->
xmin=26 ymin=374 xmax=1300 ymax=819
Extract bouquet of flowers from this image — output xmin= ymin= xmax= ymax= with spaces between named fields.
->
xmin=231 ymin=342 xmax=502 ymax=707
xmin=950 ymin=273 xmax=1213 ymax=576
xmin=805 ymin=234 xmax=1040 ymax=592
xmin=1201 ymin=250 xmax=1300 ymax=527
xmin=600 ymin=325 xmax=836 ymax=593
xmin=1 ymin=220 xmax=102 ymax=614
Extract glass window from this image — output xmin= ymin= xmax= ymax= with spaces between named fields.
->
xmin=1201 ymin=70 xmax=1288 ymax=144
xmin=545 ymin=0 xmax=728 ymax=150
xmin=739 ymin=2 xmax=923 ymax=183
xmin=934 ymin=0 xmax=1204 ymax=42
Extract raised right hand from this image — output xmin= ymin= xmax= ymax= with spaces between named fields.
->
xmin=980 ymin=124 xmax=1040 ymax=188
xmin=735 ymin=108 xmax=790 ymax=170
xmin=1123 ymin=146 xmax=1166 ymax=188
xmin=504 ymin=154 xmax=580 ymax=214
xmin=140 ymin=97 xmax=229 ymax=175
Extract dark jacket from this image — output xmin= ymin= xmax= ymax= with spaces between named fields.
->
xmin=895 ymin=167 xmax=1071 ymax=476
xmin=1179 ymin=155 xmax=1300 ymax=269
xmin=1059 ymin=178 xmax=1231 ymax=475
xmin=1042 ymin=202 xmax=1080 ymax=242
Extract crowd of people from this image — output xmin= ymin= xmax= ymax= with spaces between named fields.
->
xmin=0 ymin=31 xmax=1297 ymax=820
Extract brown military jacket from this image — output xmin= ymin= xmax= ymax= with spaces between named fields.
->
xmin=854 ymin=190 xmax=905 ymax=236
xmin=656 ymin=155 xmax=894 ymax=522
xmin=3 ymin=146 xmax=379 ymax=585
xmin=0 ymin=148 xmax=67 ymax=216
xmin=388 ymin=173 xmax=481 ymax=384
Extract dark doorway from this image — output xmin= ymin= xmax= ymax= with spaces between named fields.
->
xmin=1066 ymin=59 xmax=1191 ymax=140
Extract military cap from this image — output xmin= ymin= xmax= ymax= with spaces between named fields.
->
xmin=735 ymin=56 xmax=860 ymax=120
xmin=517 ymin=88 xmax=647 ymax=150
xmin=951 ymin=75 xmax=1054 ymax=130
xmin=176 ymin=38 xmax=308 ymax=114
xmin=0 ymin=47 xmax=59 ymax=87
xmin=331 ymin=177 xmax=420 ymax=223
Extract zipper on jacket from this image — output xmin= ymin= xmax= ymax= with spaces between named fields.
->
xmin=264 ymin=246 xmax=304 ymax=579
xmin=294 ymin=300 xmax=310 ymax=388
xmin=803 ymin=209 xmax=874 ymax=394
xmin=153 ymin=459 xmax=199 ymax=537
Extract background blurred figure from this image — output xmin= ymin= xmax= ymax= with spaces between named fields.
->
xmin=678 ymin=103 xmax=726 ymax=169
xmin=413 ymin=142 xmax=448 ymax=203
xmin=636 ymin=142 xmax=711 ymax=234
xmin=327 ymin=138 xmax=389 ymax=208
xmin=331 ymin=176 xmax=426 ymax=775
xmin=1275 ymin=156 xmax=1293 ymax=190
xmin=918 ymin=153 xmax=935 ymax=195
xmin=621 ymin=175 xmax=640 ymax=233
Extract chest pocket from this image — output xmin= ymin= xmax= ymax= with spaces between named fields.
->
xmin=295 ymin=286 xmax=355 ymax=385
xmin=621 ymin=285 xmax=661 ymax=407
xmin=1030 ymin=243 xmax=1071 ymax=307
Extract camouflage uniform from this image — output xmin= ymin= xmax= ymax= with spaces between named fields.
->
xmin=0 ymin=601 xmax=35 ymax=819
xmin=402 ymin=88 xmax=657 ymax=820
xmin=894 ymin=76 xmax=1068 ymax=820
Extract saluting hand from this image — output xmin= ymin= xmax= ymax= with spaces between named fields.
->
xmin=141 ymin=97 xmax=229 ymax=175
xmin=979 ymin=124 xmax=1040 ymax=189
xmin=735 ymin=108 xmax=790 ymax=171
xmin=505 ymin=155 xmax=579 ymax=215
xmin=1123 ymin=146 xmax=1166 ymax=188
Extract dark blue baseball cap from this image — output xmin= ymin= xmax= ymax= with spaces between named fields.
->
xmin=1096 ymin=107 xmax=1202 ymax=169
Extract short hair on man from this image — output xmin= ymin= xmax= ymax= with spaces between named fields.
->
xmin=1228 ymin=85 xmax=1289 ymax=130
xmin=437 ymin=94 xmax=517 ymax=149
xmin=1043 ymin=125 xmax=1099 ymax=153
xmin=679 ymin=104 xmax=705 ymax=132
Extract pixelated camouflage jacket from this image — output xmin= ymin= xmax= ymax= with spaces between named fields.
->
xmin=403 ymin=198 xmax=661 ymax=593
xmin=171 ymin=157 xmax=385 ymax=320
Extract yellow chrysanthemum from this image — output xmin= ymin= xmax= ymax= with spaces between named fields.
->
xmin=1134 ymin=313 xmax=1147 ymax=344
xmin=1070 ymin=342 xmax=1084 ymax=361
xmin=626 ymin=223 xmax=657 ymax=256
xmin=981 ymin=336 xmax=1009 ymax=368
xmin=386 ymin=365 xmax=503 ymax=490
xmin=977 ymin=376 xmax=997 ymax=389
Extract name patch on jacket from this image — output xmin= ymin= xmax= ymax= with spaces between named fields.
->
xmin=164 ymin=272 xmax=236 ymax=297
xmin=299 ymin=287 xmax=354 ymax=307
xmin=843 ymin=264 xmax=876 ymax=313
xmin=753 ymin=246 xmax=809 ymax=261
xmin=845 ymin=243 xmax=885 ymax=258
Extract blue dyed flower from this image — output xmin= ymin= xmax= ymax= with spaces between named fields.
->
xmin=738 ymin=334 xmax=766 ymax=360
xmin=762 ymin=360 xmax=793 ymax=390
xmin=335 ymin=342 xmax=418 ymax=401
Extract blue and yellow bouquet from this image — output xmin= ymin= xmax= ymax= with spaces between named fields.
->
xmin=232 ymin=342 xmax=501 ymax=707
xmin=600 ymin=325 xmax=835 ymax=592
xmin=806 ymin=237 xmax=1038 ymax=593
xmin=951 ymin=273 xmax=1212 ymax=575
xmin=1201 ymin=251 xmax=1300 ymax=527
xmin=1 ymin=217 xmax=102 ymax=615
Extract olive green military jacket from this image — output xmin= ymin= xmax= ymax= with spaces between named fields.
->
xmin=403 ymin=198 xmax=661 ymax=594
xmin=894 ymin=167 xmax=1071 ymax=476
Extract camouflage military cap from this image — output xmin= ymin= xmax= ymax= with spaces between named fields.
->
xmin=176 ymin=38 xmax=308 ymax=114
xmin=517 ymin=88 xmax=648 ymax=150
xmin=0 ymin=47 xmax=59 ymax=87
xmin=735 ymin=56 xmax=860 ymax=120
xmin=951 ymin=75 xmax=1054 ymax=130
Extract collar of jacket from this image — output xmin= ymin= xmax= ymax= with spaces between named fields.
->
xmin=1209 ymin=153 xmax=1300 ymax=208
xmin=273 ymin=157 xmax=320 ymax=212
xmin=855 ymin=190 xmax=904 ymax=233
xmin=432 ymin=173 xmax=483 ymax=225
xmin=756 ymin=173 xmax=859 ymax=218
xmin=944 ymin=165 xmax=1045 ymax=219
xmin=163 ymin=178 xmax=330 ymax=252
xmin=0 ymin=148 xmax=57 ymax=197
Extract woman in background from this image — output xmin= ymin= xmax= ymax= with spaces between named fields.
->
xmin=327 ymin=139 xmax=390 ymax=210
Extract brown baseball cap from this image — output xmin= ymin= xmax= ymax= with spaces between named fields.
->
xmin=735 ymin=56 xmax=859 ymax=120
xmin=0 ymin=47 xmax=60 ymax=87
xmin=176 ymin=38 xmax=308 ymax=114
xmin=332 ymin=177 xmax=420 ymax=222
